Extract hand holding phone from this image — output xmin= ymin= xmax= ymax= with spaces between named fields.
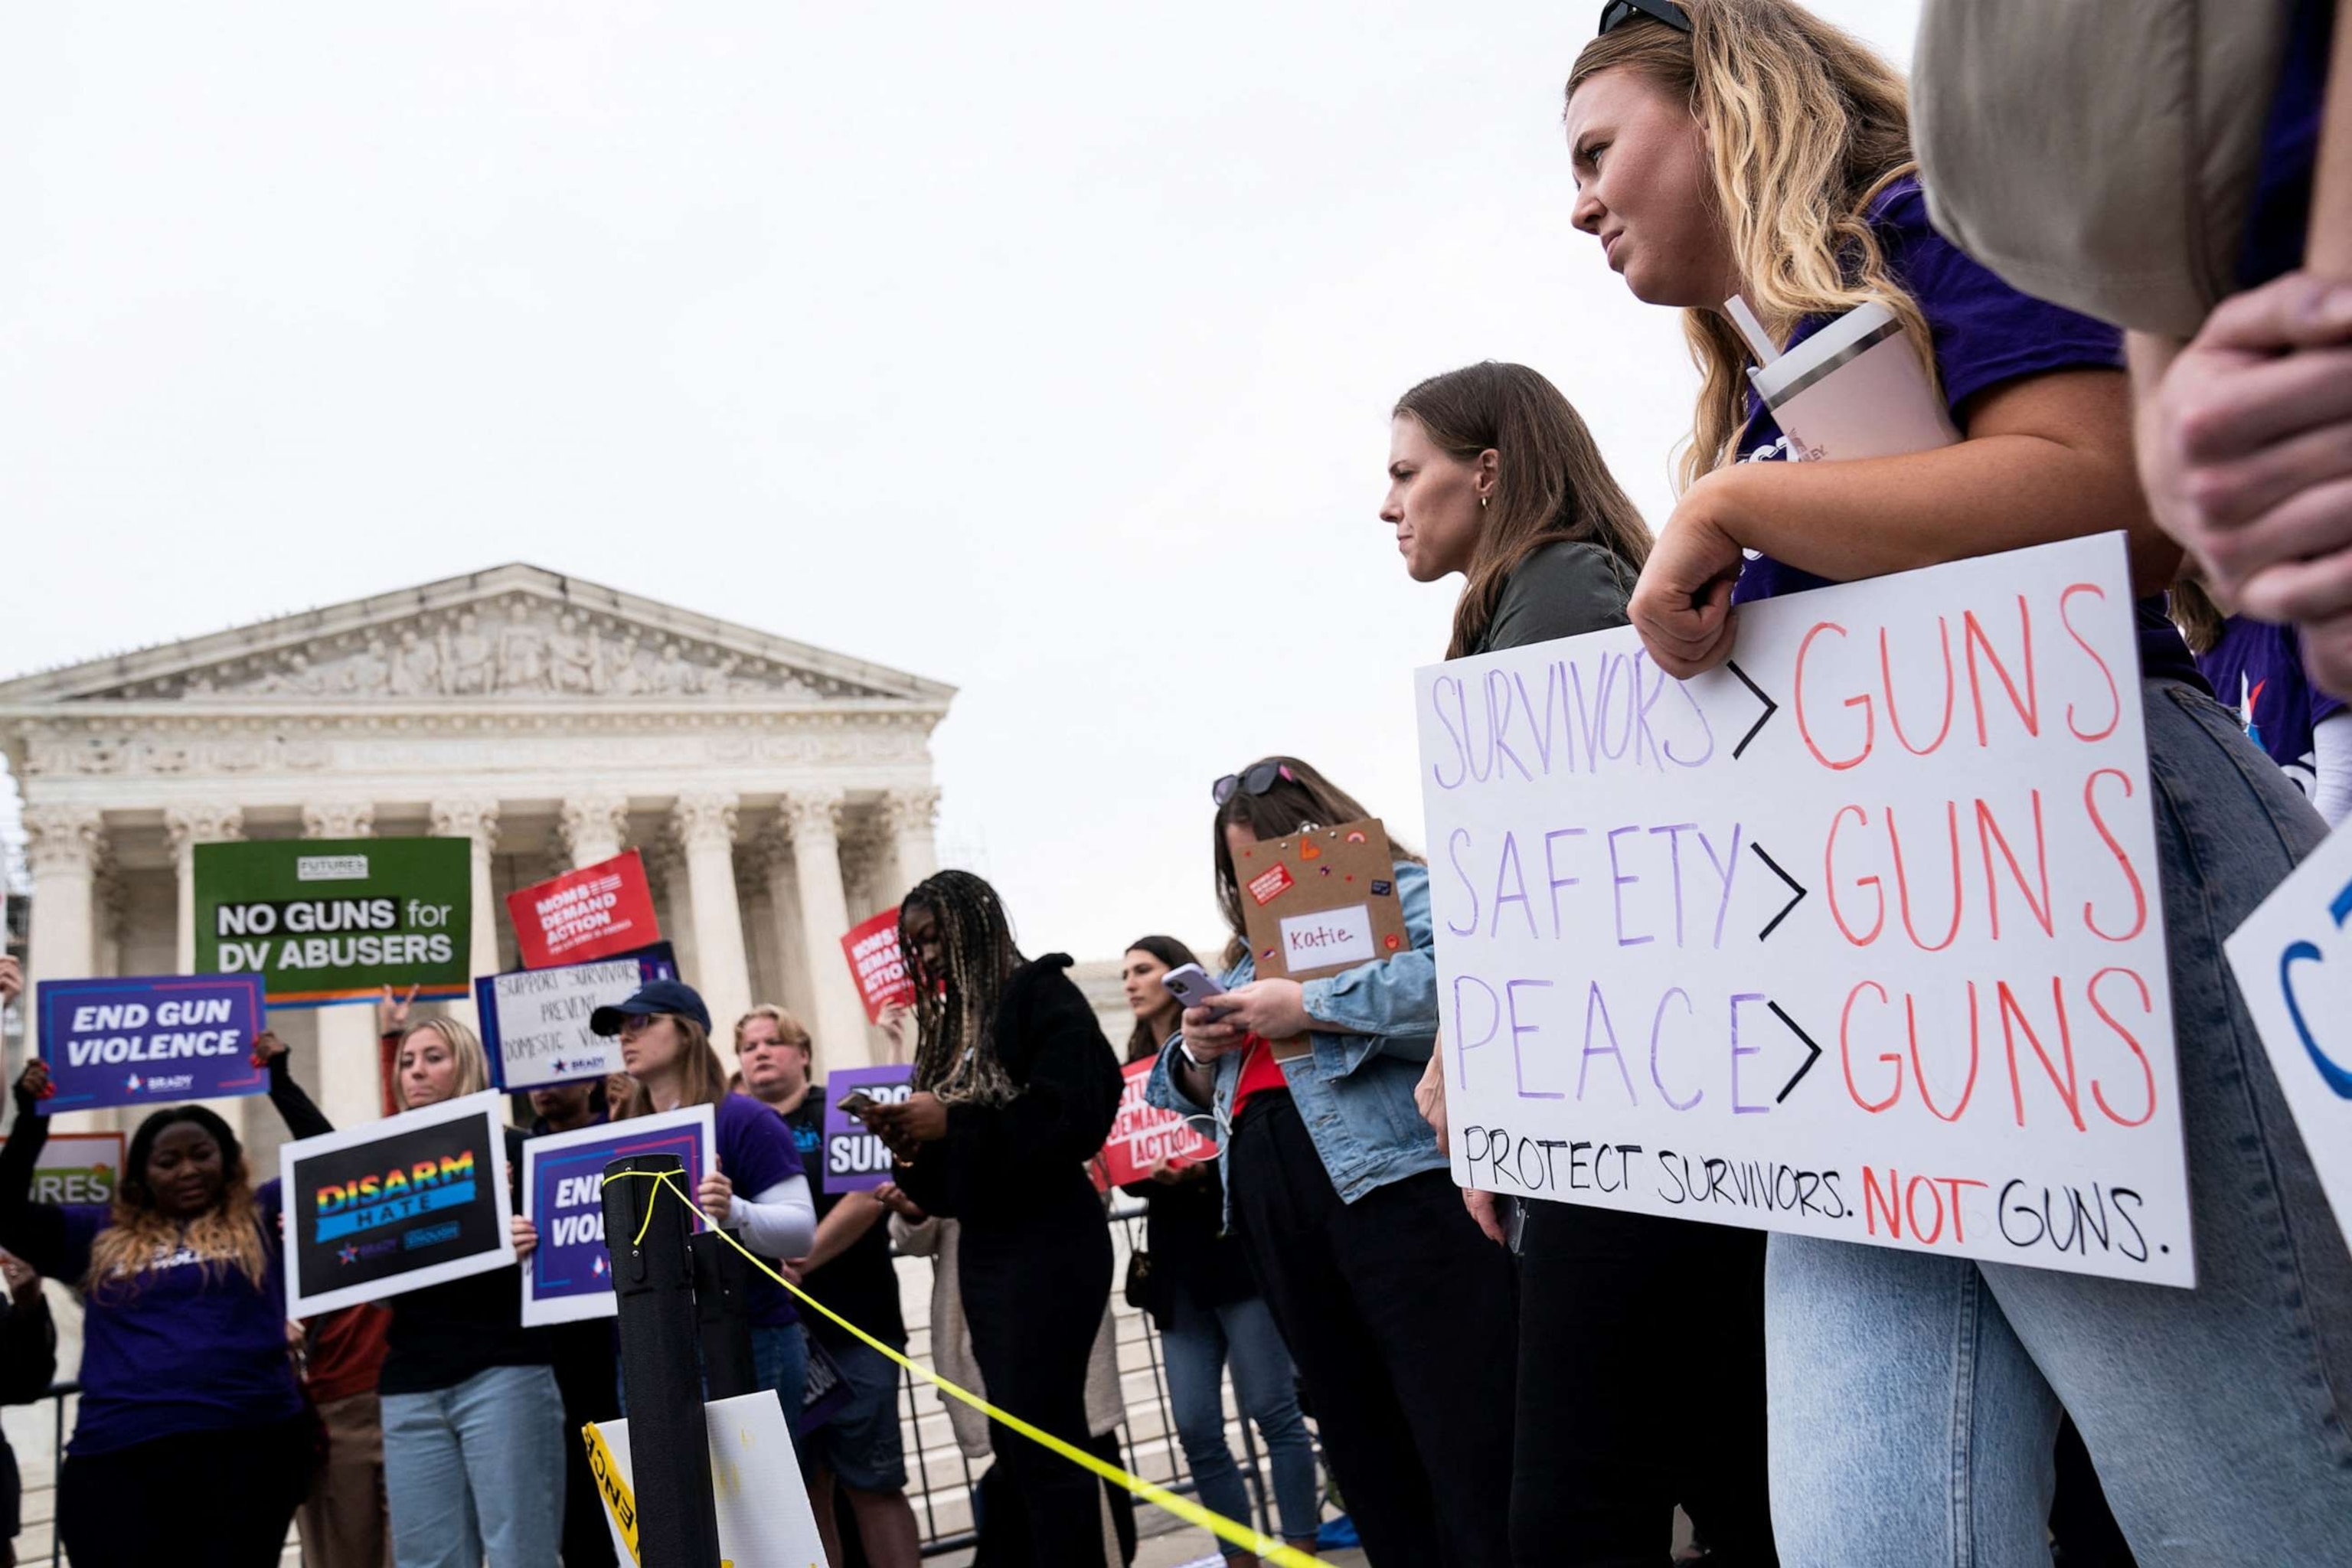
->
xmin=838 ymin=1090 xmax=880 ymax=1120
xmin=1162 ymin=964 xmax=1234 ymax=1021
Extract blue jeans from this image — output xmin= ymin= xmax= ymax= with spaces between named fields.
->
xmin=1767 ymin=681 xmax=2352 ymax=1566
xmin=753 ymin=1319 xmax=809 ymax=1438
xmin=383 ymin=1363 xmax=566 ymax=1568
xmin=1161 ymin=1292 xmax=1321 ymax=1551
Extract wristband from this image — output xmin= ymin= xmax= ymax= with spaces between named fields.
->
xmin=1179 ymin=1040 xmax=1207 ymax=1070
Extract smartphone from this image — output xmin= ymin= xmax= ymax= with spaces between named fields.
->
xmin=1162 ymin=964 xmax=1234 ymax=1020
xmin=837 ymin=1090 xmax=880 ymax=1119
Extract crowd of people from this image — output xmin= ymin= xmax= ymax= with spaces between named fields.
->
xmin=5 ymin=0 xmax=2352 ymax=1563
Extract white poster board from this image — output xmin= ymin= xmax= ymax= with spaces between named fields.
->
xmin=519 ymin=1105 xmax=716 ymax=1328
xmin=480 ymin=956 xmax=648 ymax=1090
xmin=2226 ymin=822 xmax=2352 ymax=1254
xmin=593 ymin=1391 xmax=824 ymax=1567
xmin=1417 ymin=534 xmax=2192 ymax=1285
xmin=281 ymin=1091 xmax=517 ymax=1316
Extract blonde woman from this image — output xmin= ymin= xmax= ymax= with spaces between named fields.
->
xmin=1566 ymin=3 xmax=2351 ymax=1563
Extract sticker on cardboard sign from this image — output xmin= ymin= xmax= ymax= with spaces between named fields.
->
xmin=1247 ymin=864 xmax=1294 ymax=906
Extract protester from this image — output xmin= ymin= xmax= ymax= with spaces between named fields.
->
xmin=267 ymin=1008 xmax=564 ymax=1568
xmin=598 ymin=979 xmax=815 ymax=1420
xmin=0 ymin=1250 xmax=54 ymax=1568
xmin=1148 ymin=758 xmax=1516 ymax=1568
xmin=2173 ymin=554 xmax=2352 ymax=826
xmin=520 ymin=1074 xmax=619 ymax=1568
xmin=1117 ymin=936 xmax=1319 ymax=1566
xmin=292 ymin=1301 xmax=395 ymax=1568
xmin=0 ymin=1061 xmax=310 ymax=1565
xmin=1566 ymin=3 xmax=2352 ymax=1562
xmin=861 ymin=870 xmax=1124 ymax=1567
xmin=1385 ymin=358 xmax=1774 ymax=1566
xmin=732 ymin=1002 xmax=922 ymax=1568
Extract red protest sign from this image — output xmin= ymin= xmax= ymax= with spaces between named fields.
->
xmin=1093 ymin=1058 xmax=1219 ymax=1190
xmin=839 ymin=908 xmax=916 ymax=1024
xmin=507 ymin=851 xmax=661 ymax=970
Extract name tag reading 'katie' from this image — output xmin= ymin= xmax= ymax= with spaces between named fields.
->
xmin=1282 ymin=906 xmax=1375 ymax=969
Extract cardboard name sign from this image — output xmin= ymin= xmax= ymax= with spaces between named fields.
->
xmin=1417 ymin=535 xmax=2193 ymax=1285
xmin=0 ymin=1132 xmax=126 ymax=1205
xmin=197 ymin=838 xmax=472 ymax=1005
xmin=507 ymin=851 xmax=661 ymax=970
xmin=521 ymin=1106 xmax=714 ymax=1327
xmin=1236 ymin=817 xmax=1412 ymax=1058
xmin=36 ymin=975 xmax=268 ymax=1113
xmin=283 ymin=1091 xmax=515 ymax=1316
xmin=1096 ymin=1057 xmax=1219 ymax=1189
xmin=2226 ymin=822 xmax=2352 ymax=1255
xmin=841 ymin=907 xmax=918 ymax=1022
xmin=820 ymin=1066 xmax=916 ymax=1193
xmin=477 ymin=946 xmax=678 ymax=1090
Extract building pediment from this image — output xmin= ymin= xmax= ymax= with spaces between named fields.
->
xmin=0 ymin=564 xmax=952 ymax=710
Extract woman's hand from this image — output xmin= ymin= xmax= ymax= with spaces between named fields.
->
xmin=697 ymin=1161 xmax=734 ymax=1229
xmin=1629 ymin=483 xmax=1746 ymax=679
xmin=1464 ymin=1189 xmax=1508 ymax=1247
xmin=511 ymin=1216 xmax=538 ymax=1263
xmin=1414 ymin=1040 xmax=1451 ymax=1157
xmin=1200 ymin=979 xmax=1312 ymax=1044
xmin=865 ymin=1091 xmax=949 ymax=1159
xmin=0 ymin=956 xmax=21 ymax=1006
xmin=376 ymin=983 xmax=420 ymax=1038
xmin=1180 ymin=1004 xmax=1246 ymax=1061
xmin=877 ymin=1002 xmax=912 ymax=1057
xmin=11 ymin=1062 xmax=51 ymax=1116
xmin=250 ymin=1030 xmax=289 ymax=1070
xmin=872 ymin=1181 xmax=926 ymax=1222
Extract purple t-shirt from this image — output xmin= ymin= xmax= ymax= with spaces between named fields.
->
xmin=2197 ymin=616 xmax=2347 ymax=793
xmin=1728 ymin=178 xmax=2205 ymax=691
xmin=714 ymin=1092 xmax=805 ymax=1328
xmin=64 ymin=1180 xmax=305 ymax=1455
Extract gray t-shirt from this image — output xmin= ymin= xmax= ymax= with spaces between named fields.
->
xmin=1472 ymin=541 xmax=1634 ymax=655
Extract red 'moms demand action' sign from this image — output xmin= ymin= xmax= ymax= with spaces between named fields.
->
xmin=508 ymin=851 xmax=661 ymax=969
xmin=840 ymin=907 xmax=918 ymax=1023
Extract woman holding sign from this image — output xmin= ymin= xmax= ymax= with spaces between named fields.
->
xmin=1148 ymin=760 xmax=1517 ymax=1568
xmin=1565 ymin=3 xmax=2352 ymax=1562
xmin=864 ymin=871 xmax=1124 ymax=1567
xmin=0 ymin=1061 xmax=311 ymax=1566
xmin=1386 ymin=360 xmax=1778 ymax=1566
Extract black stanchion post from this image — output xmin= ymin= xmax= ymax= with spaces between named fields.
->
xmin=602 ymin=1153 xmax=722 ymax=1568
xmin=688 ymin=1230 xmax=758 ymax=1400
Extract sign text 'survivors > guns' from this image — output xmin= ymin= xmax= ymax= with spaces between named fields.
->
xmin=1417 ymin=535 xmax=2191 ymax=1285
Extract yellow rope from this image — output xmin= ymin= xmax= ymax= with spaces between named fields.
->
xmin=599 ymin=1167 xmax=1320 ymax=1567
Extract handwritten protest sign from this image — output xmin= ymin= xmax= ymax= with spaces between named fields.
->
xmin=2226 ymin=823 xmax=2352 ymax=1254
xmin=820 ymin=1066 xmax=914 ymax=1193
xmin=840 ymin=907 xmax=916 ymax=1022
xmin=476 ymin=946 xmax=678 ymax=1090
xmin=35 ymin=975 xmax=266 ymax=1114
xmin=1095 ymin=1058 xmax=1217 ymax=1189
xmin=197 ymin=838 xmax=471 ymax=1005
xmin=1417 ymin=535 xmax=2190 ymax=1285
xmin=0 ymin=1132 xmax=126 ymax=1205
xmin=507 ymin=852 xmax=660 ymax=970
xmin=521 ymin=1106 xmax=713 ymax=1327
xmin=283 ymin=1091 xmax=514 ymax=1315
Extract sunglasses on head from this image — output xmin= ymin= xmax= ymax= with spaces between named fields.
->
xmin=1599 ymin=0 xmax=1691 ymax=36
xmin=1212 ymin=762 xmax=1296 ymax=806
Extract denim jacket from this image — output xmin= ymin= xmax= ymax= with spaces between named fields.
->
xmin=1145 ymin=860 xmax=1446 ymax=1216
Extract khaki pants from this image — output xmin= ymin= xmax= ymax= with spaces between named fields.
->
xmin=299 ymin=1390 xmax=391 ymax=1568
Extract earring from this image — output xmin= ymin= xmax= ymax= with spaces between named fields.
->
xmin=1479 ymin=495 xmax=1490 ymax=510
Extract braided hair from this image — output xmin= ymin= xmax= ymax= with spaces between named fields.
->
xmin=900 ymin=871 xmax=1025 ymax=1107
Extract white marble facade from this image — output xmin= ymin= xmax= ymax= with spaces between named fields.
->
xmin=0 ymin=564 xmax=949 ymax=1177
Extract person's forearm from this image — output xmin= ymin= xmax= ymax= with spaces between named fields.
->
xmin=1173 ymin=1054 xmax=1217 ymax=1109
xmin=730 ymin=1176 xmax=816 ymax=1259
xmin=266 ymin=1054 xmax=335 ymax=1140
xmin=1698 ymin=425 xmax=2177 ymax=594
xmin=800 ymin=1190 xmax=885 ymax=1273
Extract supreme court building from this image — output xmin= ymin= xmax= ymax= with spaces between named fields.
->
xmin=0 ymin=564 xmax=951 ymax=1176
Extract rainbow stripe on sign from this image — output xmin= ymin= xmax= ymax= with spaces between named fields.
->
xmin=314 ymin=1151 xmax=479 ymax=1241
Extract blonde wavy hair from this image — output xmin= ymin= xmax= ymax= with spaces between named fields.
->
xmin=614 ymin=1014 xmax=732 ymax=1119
xmin=1568 ymin=0 xmax=1933 ymax=490
xmin=733 ymin=1004 xmax=812 ymax=1056
xmin=87 ymin=1106 xmax=270 ymax=1302
xmin=392 ymin=1016 xmax=492 ymax=1110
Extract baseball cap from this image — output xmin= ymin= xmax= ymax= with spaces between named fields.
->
xmin=590 ymin=978 xmax=714 ymax=1037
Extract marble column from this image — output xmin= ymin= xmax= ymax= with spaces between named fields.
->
xmin=431 ymin=798 xmax=502 ymax=1035
xmin=168 ymin=803 xmax=247 ymax=1141
xmin=554 ymin=792 xmax=629 ymax=871
xmin=753 ymin=828 xmax=817 ymax=1055
xmin=883 ymin=787 xmax=941 ymax=904
xmin=645 ymin=841 xmax=700 ymax=990
xmin=783 ymin=790 xmax=874 ymax=1069
xmin=21 ymin=805 xmax=107 ymax=1132
xmin=837 ymin=818 xmax=889 ymax=924
xmin=305 ymin=803 xmax=384 ymax=1128
xmin=671 ymin=793 xmax=752 ymax=1039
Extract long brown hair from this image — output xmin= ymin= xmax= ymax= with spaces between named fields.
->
xmin=613 ymin=1014 xmax=732 ymax=1119
xmin=87 ymin=1106 xmax=270 ymax=1302
xmin=1568 ymin=0 xmax=1929 ymax=489
xmin=1122 ymin=935 xmax=1203 ymax=1062
xmin=1397 ymin=362 xmax=1653 ymax=658
xmin=1211 ymin=758 xmax=1421 ymax=969
xmin=2170 ymin=568 xmax=2228 ymax=657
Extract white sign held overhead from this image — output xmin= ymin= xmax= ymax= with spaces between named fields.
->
xmin=1417 ymin=534 xmax=2192 ymax=1285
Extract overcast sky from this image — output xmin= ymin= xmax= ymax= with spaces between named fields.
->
xmin=2 ymin=2 xmax=1919 ymax=965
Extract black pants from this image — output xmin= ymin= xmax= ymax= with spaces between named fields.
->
xmin=1227 ymin=1093 xmax=1517 ymax=1568
xmin=60 ymin=1410 xmax=312 ymax=1566
xmin=1511 ymin=1198 xmax=1775 ymax=1566
xmin=551 ymin=1321 xmax=620 ymax=1567
xmin=960 ymin=1199 xmax=1116 ymax=1567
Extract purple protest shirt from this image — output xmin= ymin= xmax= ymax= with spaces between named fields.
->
xmin=1728 ymin=177 xmax=2205 ymax=691
xmin=714 ymin=1093 xmax=805 ymax=1328
xmin=63 ymin=1182 xmax=305 ymax=1455
xmin=2196 ymin=616 xmax=2347 ymax=794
